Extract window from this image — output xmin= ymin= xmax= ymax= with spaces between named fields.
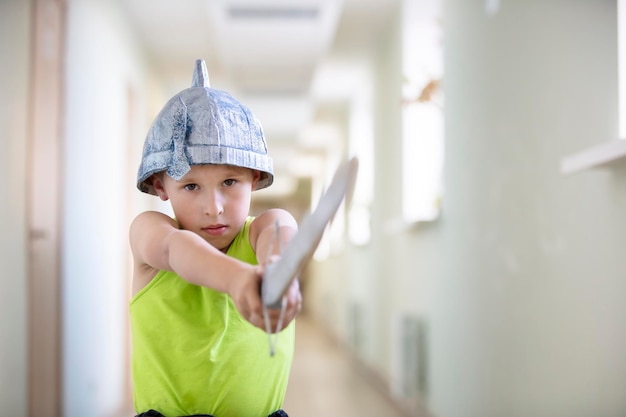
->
xmin=617 ymin=0 xmax=626 ymax=139
xmin=348 ymin=71 xmax=374 ymax=245
xmin=401 ymin=0 xmax=444 ymax=223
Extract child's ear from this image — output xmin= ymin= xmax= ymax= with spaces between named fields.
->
xmin=151 ymin=174 xmax=170 ymax=201
xmin=251 ymin=170 xmax=261 ymax=188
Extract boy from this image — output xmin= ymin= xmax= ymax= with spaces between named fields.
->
xmin=129 ymin=59 xmax=301 ymax=417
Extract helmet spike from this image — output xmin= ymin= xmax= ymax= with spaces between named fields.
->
xmin=192 ymin=59 xmax=210 ymax=88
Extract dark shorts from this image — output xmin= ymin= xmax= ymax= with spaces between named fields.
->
xmin=135 ymin=409 xmax=288 ymax=417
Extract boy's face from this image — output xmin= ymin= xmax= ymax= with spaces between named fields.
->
xmin=153 ymin=164 xmax=260 ymax=251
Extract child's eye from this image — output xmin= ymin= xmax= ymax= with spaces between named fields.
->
xmin=223 ymin=179 xmax=236 ymax=187
xmin=184 ymin=184 xmax=198 ymax=191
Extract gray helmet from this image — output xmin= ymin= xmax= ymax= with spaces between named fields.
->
xmin=136 ymin=59 xmax=274 ymax=195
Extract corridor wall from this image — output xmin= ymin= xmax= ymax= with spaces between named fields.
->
xmin=0 ymin=1 xmax=31 ymax=414
xmin=433 ymin=1 xmax=626 ymax=416
xmin=62 ymin=1 xmax=154 ymax=415
xmin=306 ymin=1 xmax=626 ymax=416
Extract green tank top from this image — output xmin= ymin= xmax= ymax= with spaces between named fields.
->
xmin=130 ymin=217 xmax=295 ymax=417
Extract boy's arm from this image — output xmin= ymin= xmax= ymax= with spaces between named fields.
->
xmin=249 ymin=208 xmax=302 ymax=328
xmin=130 ymin=211 xmax=266 ymax=327
xmin=250 ymin=208 xmax=299 ymax=263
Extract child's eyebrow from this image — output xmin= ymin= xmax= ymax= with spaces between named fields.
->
xmin=177 ymin=175 xmax=197 ymax=182
xmin=222 ymin=167 xmax=249 ymax=176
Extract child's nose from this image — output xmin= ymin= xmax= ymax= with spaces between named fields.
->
xmin=204 ymin=191 xmax=224 ymax=216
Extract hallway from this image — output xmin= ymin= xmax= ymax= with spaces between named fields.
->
xmin=4 ymin=2 xmax=626 ymax=416
xmin=283 ymin=314 xmax=408 ymax=417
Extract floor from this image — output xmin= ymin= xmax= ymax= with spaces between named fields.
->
xmin=282 ymin=314 xmax=408 ymax=417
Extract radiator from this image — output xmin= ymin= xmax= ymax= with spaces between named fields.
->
xmin=390 ymin=313 xmax=428 ymax=399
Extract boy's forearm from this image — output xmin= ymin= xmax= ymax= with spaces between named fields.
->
xmin=167 ymin=229 xmax=250 ymax=294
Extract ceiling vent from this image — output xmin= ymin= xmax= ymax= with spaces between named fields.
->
xmin=207 ymin=1 xmax=342 ymax=97
xmin=228 ymin=7 xmax=319 ymax=19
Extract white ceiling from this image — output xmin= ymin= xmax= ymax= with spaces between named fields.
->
xmin=121 ymin=0 xmax=398 ymax=197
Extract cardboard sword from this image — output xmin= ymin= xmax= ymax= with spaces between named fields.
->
xmin=261 ymin=156 xmax=359 ymax=354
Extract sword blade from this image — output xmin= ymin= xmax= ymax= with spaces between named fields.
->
xmin=262 ymin=157 xmax=359 ymax=307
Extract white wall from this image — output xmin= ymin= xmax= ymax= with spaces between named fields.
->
xmin=434 ymin=1 xmax=626 ymax=416
xmin=63 ymin=1 xmax=153 ymax=415
xmin=0 ymin=1 xmax=31 ymax=415
xmin=307 ymin=1 xmax=626 ymax=416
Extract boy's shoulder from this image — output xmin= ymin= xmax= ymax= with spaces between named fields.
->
xmin=130 ymin=211 xmax=177 ymax=237
xmin=249 ymin=208 xmax=297 ymax=235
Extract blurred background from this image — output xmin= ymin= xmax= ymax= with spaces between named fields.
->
xmin=3 ymin=0 xmax=626 ymax=416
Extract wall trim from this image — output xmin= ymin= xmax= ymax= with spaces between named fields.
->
xmin=27 ymin=0 xmax=66 ymax=415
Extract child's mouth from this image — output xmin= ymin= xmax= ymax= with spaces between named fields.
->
xmin=202 ymin=225 xmax=227 ymax=236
